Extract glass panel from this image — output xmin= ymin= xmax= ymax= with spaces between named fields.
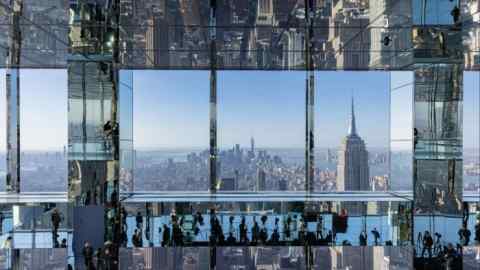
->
xmin=119 ymin=247 xmax=211 ymax=269
xmin=218 ymin=71 xmax=304 ymax=191
xmin=133 ymin=71 xmax=209 ymax=192
xmin=414 ymin=64 xmax=463 ymax=160
xmin=463 ymin=72 xmax=479 ymax=193
xmin=0 ymin=69 xmax=5 ymax=192
xmin=413 ymin=0 xmax=459 ymax=25
xmin=315 ymin=72 xmax=390 ymax=192
xmin=390 ymin=71 xmax=414 ymax=191
xmin=121 ymin=200 xmax=411 ymax=248
xmin=20 ymin=70 xmax=67 ymax=192
xmin=19 ymin=0 xmax=69 ymax=68
xmin=119 ymin=70 xmax=134 ymax=194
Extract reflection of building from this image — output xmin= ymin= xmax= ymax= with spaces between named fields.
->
xmin=368 ymin=0 xmax=412 ymax=68
xmin=326 ymin=0 xmax=370 ymax=69
xmin=337 ymin=98 xmax=370 ymax=191
xmin=145 ymin=17 xmax=169 ymax=67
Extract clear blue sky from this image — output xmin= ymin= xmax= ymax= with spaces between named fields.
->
xmin=0 ymin=69 xmax=478 ymax=151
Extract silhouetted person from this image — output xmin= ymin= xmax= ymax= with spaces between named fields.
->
xmin=284 ymin=216 xmax=292 ymax=240
xmin=434 ymin=233 xmax=442 ymax=255
xmin=239 ymin=216 xmax=248 ymax=243
xmin=228 ymin=216 xmax=235 ymax=238
xmin=422 ymin=231 xmax=433 ymax=258
xmin=316 ymin=216 xmax=323 ymax=240
xmin=82 ymin=241 xmax=94 ymax=270
xmin=172 ymin=222 xmax=183 ymax=246
xmin=162 ymin=224 xmax=171 ymax=246
xmin=326 ymin=230 xmax=333 ymax=243
xmin=359 ymin=231 xmax=367 ymax=246
xmin=445 ymin=243 xmax=459 ymax=270
xmin=121 ymin=228 xmax=128 ymax=247
xmin=95 ymin=248 xmax=103 ymax=270
xmin=458 ymin=224 xmax=471 ymax=246
xmin=60 ymin=238 xmax=67 ymax=248
xmin=135 ymin=212 xmax=143 ymax=229
xmin=298 ymin=218 xmax=306 ymax=242
xmin=0 ymin=212 xmax=4 ymax=234
xmin=414 ymin=128 xmax=419 ymax=150
xmin=51 ymin=208 xmax=61 ymax=235
xmin=270 ymin=229 xmax=280 ymax=244
xmin=252 ymin=218 xmax=259 ymax=244
xmin=132 ymin=229 xmax=141 ymax=247
xmin=371 ymin=227 xmax=380 ymax=245
xmin=227 ymin=232 xmax=236 ymax=245
xmin=475 ymin=219 xmax=480 ymax=244
xmin=451 ymin=5 xmax=460 ymax=24
xmin=260 ymin=215 xmax=268 ymax=243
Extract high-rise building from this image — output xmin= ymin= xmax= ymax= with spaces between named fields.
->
xmin=250 ymin=136 xmax=255 ymax=153
xmin=337 ymin=98 xmax=370 ymax=191
xmin=256 ymin=168 xmax=266 ymax=191
xmin=145 ymin=17 xmax=170 ymax=68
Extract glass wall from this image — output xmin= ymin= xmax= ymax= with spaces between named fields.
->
xmin=218 ymin=71 xmax=305 ymax=191
xmin=20 ymin=70 xmax=67 ymax=192
xmin=315 ymin=72 xmax=390 ymax=192
xmin=463 ymin=72 xmax=479 ymax=193
xmin=133 ymin=71 xmax=209 ymax=192
xmin=390 ymin=72 xmax=414 ymax=191
xmin=413 ymin=0 xmax=459 ymax=25
xmin=0 ymin=69 xmax=5 ymax=192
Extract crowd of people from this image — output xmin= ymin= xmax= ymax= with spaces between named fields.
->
xmin=82 ymin=241 xmax=118 ymax=270
xmin=414 ymin=215 xmax=480 ymax=269
xmin=124 ymin=209 xmax=394 ymax=247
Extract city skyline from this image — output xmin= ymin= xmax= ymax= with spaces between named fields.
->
xmin=0 ymin=70 xmax=478 ymax=150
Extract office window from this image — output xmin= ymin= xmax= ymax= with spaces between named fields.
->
xmin=20 ymin=70 xmax=67 ymax=192
xmin=315 ymin=72 xmax=390 ymax=192
xmin=218 ymin=71 xmax=305 ymax=191
xmin=133 ymin=71 xmax=209 ymax=191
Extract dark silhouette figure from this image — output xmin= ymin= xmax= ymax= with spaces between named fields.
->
xmin=239 ymin=216 xmax=248 ymax=244
xmin=252 ymin=218 xmax=259 ymax=244
xmin=458 ymin=224 xmax=471 ymax=246
xmin=82 ymin=241 xmax=94 ymax=270
xmin=51 ymin=208 xmax=61 ymax=233
xmin=135 ymin=212 xmax=143 ymax=229
xmin=359 ymin=231 xmax=367 ymax=246
xmin=162 ymin=224 xmax=171 ymax=247
xmin=371 ymin=227 xmax=380 ymax=246
xmin=421 ymin=231 xmax=433 ymax=258
xmin=60 ymin=238 xmax=67 ymax=248
xmin=451 ymin=5 xmax=460 ymax=24
xmin=226 ymin=232 xmax=236 ymax=245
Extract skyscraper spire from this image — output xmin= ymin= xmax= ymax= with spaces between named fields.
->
xmin=348 ymin=96 xmax=357 ymax=136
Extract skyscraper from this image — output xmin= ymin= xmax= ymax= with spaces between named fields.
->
xmin=250 ymin=136 xmax=255 ymax=153
xmin=337 ymin=98 xmax=370 ymax=191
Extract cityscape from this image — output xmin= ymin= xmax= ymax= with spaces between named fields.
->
xmin=0 ymin=0 xmax=479 ymax=269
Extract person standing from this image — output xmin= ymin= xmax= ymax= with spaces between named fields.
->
xmin=82 ymin=241 xmax=94 ymax=270
xmin=421 ymin=231 xmax=433 ymax=258
xmin=371 ymin=228 xmax=380 ymax=246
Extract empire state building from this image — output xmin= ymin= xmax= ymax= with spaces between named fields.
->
xmin=337 ymin=98 xmax=370 ymax=191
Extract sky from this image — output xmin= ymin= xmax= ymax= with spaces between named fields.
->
xmin=0 ymin=69 xmax=478 ymax=151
